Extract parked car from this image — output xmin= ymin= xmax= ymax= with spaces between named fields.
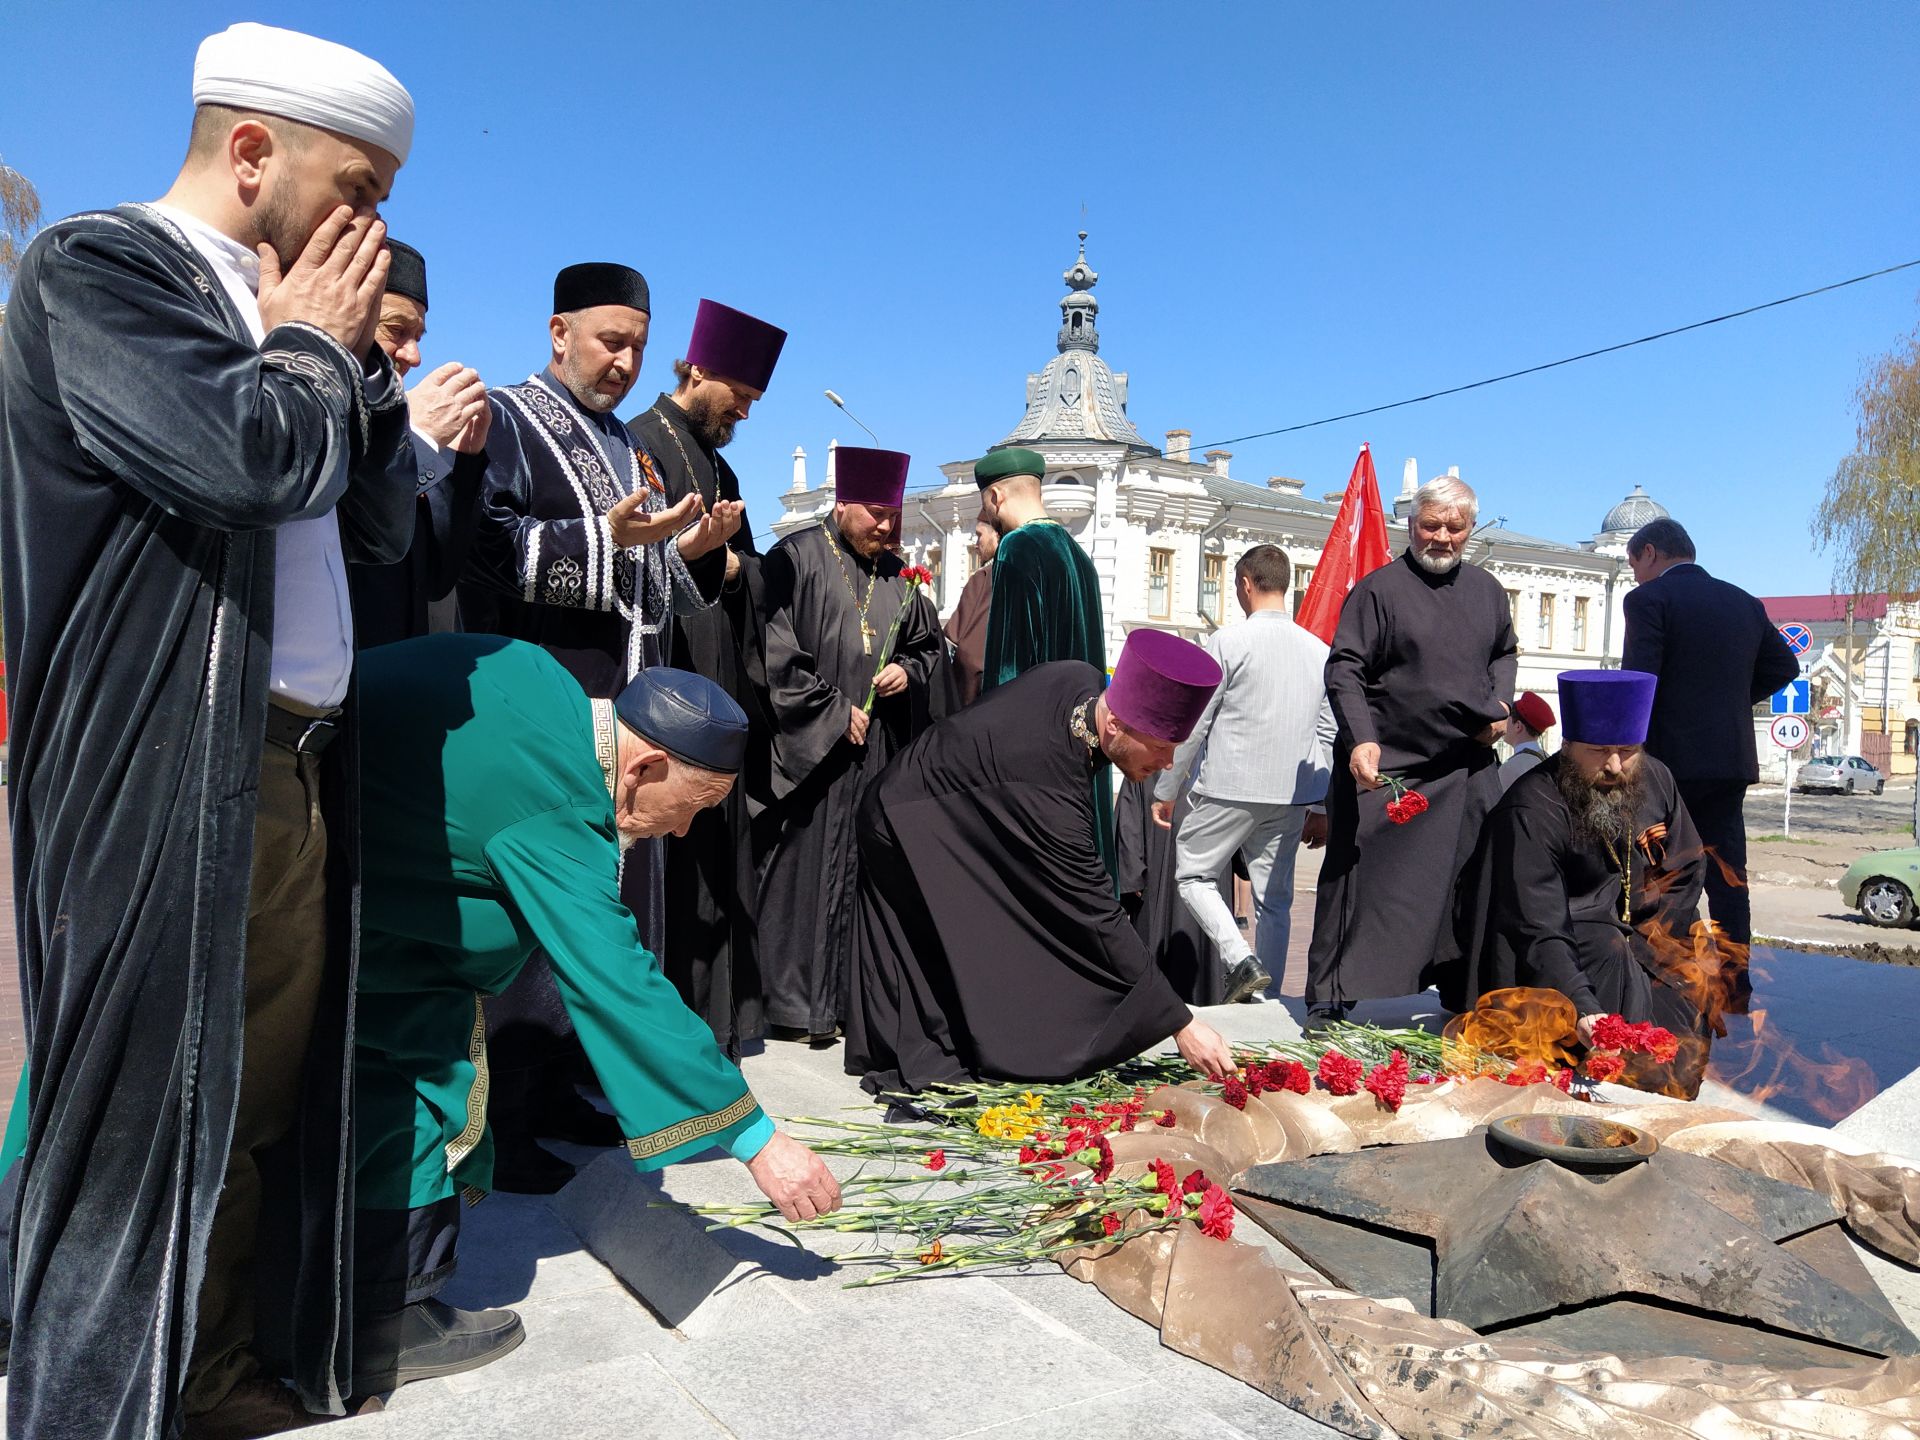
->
xmin=1840 ymin=847 xmax=1920 ymax=927
xmin=1796 ymin=755 xmax=1886 ymax=795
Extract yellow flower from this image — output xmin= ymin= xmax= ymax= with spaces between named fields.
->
xmin=1020 ymin=1091 xmax=1044 ymax=1112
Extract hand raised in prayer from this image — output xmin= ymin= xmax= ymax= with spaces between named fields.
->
xmin=1349 ymin=742 xmax=1385 ymax=789
xmin=1150 ymin=799 xmax=1175 ymax=830
xmin=845 ymin=704 xmax=871 ymax=746
xmin=744 ymin=1131 xmax=842 ymax=1223
xmin=407 ymin=362 xmax=488 ymax=450
xmin=258 ymin=205 xmax=390 ymax=357
xmin=872 ymin=663 xmax=908 ymax=699
xmin=723 ymin=546 xmax=743 ymax=584
xmin=1301 ymin=810 xmax=1329 ymax=850
xmin=1174 ymin=1018 xmax=1234 ymax=1082
xmin=608 ymin=489 xmax=702 ymax=549
xmin=452 ymin=399 xmax=491 ymax=455
xmin=675 ymin=498 xmax=745 ymax=561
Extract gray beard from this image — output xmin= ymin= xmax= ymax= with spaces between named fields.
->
xmin=1556 ymin=762 xmax=1643 ymax=850
xmin=1412 ymin=547 xmax=1461 ymax=575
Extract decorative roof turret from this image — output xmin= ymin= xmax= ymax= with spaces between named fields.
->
xmin=1057 ymin=231 xmax=1100 ymax=354
xmin=997 ymin=233 xmax=1152 ymax=452
xmin=1599 ymin=484 xmax=1669 ymax=537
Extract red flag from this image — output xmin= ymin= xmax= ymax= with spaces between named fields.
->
xmin=1295 ymin=443 xmax=1392 ymax=644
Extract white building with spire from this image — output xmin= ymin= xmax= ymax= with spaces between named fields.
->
xmin=774 ymin=235 xmax=1658 ymax=733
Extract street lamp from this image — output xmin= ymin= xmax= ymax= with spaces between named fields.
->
xmin=823 ymin=389 xmax=881 ymax=446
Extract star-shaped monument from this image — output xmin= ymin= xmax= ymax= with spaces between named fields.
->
xmin=1236 ymin=1116 xmax=1916 ymax=1362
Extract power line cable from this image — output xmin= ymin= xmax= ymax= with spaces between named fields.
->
xmin=1192 ymin=258 xmax=1920 ymax=451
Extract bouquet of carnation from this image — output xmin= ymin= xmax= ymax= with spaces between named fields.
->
xmin=864 ymin=564 xmax=935 ymax=712
xmin=1382 ymin=775 xmax=1429 ymax=824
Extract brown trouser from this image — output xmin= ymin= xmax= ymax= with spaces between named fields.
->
xmin=183 ymin=717 xmax=332 ymax=1417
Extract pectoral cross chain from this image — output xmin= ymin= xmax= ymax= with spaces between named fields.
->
xmin=861 ymin=621 xmax=875 ymax=655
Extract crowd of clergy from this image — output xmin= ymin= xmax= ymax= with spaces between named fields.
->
xmin=0 ymin=22 xmax=1801 ymax=1440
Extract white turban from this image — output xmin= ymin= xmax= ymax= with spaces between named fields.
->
xmin=192 ymin=22 xmax=413 ymax=166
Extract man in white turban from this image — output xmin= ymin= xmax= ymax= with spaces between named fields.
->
xmin=0 ymin=22 xmax=416 ymax=1438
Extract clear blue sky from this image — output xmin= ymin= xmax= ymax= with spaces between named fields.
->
xmin=5 ymin=2 xmax=1918 ymax=596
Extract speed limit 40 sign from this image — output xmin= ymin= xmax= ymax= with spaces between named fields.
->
xmin=1770 ymin=714 xmax=1810 ymax=750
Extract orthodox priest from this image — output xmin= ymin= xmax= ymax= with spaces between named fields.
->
xmin=1306 ymin=476 xmax=1518 ymax=1025
xmin=352 ymin=237 xmax=491 ymax=647
xmin=1449 ymin=670 xmax=1720 ymax=1098
xmin=845 ymin=631 xmax=1237 ymax=1094
xmin=975 ymin=446 xmax=1114 ymax=876
xmin=757 ymin=448 xmax=944 ymax=1043
xmin=352 ymin=637 xmax=839 ymax=1393
xmin=0 ymin=24 xmax=416 ymax=1436
xmin=462 ymin=262 xmax=742 ymax=1190
xmin=627 ymin=299 xmax=787 ymax=1055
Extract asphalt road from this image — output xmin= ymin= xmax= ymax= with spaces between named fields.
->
xmin=1747 ymin=779 xmax=1916 ymax=844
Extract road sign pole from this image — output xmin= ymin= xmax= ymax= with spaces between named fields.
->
xmin=1783 ymin=751 xmax=1793 ymax=839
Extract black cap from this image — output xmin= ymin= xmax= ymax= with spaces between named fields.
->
xmin=553 ymin=261 xmax=649 ymax=316
xmin=384 ymin=239 xmax=428 ymax=308
xmin=614 ymin=667 xmax=748 ymax=773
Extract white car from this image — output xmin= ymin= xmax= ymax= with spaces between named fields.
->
xmin=1796 ymin=755 xmax=1886 ymax=796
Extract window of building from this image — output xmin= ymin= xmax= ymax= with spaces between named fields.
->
xmin=1539 ymin=593 xmax=1556 ymax=649
xmin=1200 ymin=554 xmax=1224 ymax=623
xmin=1292 ymin=566 xmax=1315 ymax=619
xmin=1572 ymin=597 xmax=1589 ymax=652
xmin=1505 ymin=589 xmax=1521 ymax=623
xmin=1149 ymin=547 xmax=1172 ymax=619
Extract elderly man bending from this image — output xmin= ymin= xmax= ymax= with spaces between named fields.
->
xmin=1306 ymin=477 xmax=1518 ymax=1024
xmin=350 ymin=635 xmax=839 ymax=1394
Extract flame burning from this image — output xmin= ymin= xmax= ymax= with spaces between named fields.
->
xmin=1443 ymin=987 xmax=1580 ymax=1074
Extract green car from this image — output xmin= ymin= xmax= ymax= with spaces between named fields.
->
xmin=1840 ymin=847 xmax=1920 ymax=927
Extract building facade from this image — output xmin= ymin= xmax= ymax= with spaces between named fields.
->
xmin=773 ymin=236 xmax=1654 ymax=736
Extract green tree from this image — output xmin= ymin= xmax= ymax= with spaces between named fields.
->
xmin=0 ymin=154 xmax=43 ymax=324
xmin=1814 ymin=320 xmax=1920 ymax=597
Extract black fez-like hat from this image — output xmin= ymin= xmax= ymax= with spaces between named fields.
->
xmin=553 ymin=261 xmax=650 ymax=316
xmin=384 ymin=239 xmax=428 ymax=308
xmin=614 ymin=667 xmax=748 ymax=774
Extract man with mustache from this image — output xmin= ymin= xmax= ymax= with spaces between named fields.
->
xmin=626 ymin=300 xmax=788 ymax=1057
xmin=845 ymin=629 xmax=1236 ymax=1094
xmin=1450 ymin=670 xmax=1716 ymax=1097
xmin=461 ymin=263 xmax=744 ymax=1192
xmin=1306 ymin=476 xmax=1519 ymax=1026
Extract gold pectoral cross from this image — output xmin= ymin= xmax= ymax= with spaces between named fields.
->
xmin=861 ymin=621 xmax=875 ymax=655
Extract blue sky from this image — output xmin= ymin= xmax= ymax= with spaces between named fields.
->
xmin=5 ymin=2 xmax=1917 ymax=596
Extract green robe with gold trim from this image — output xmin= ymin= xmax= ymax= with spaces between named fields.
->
xmin=353 ymin=634 xmax=770 ymax=1211
xmin=981 ymin=517 xmax=1113 ymax=880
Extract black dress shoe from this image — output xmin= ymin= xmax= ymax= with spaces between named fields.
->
xmin=489 ymin=1133 xmax=578 ymax=1195
xmin=1304 ymin=1002 xmax=1350 ymax=1034
xmin=352 ymin=1298 xmax=524 ymax=1395
xmin=533 ymin=1085 xmax=624 ymax=1148
xmin=1221 ymin=957 xmax=1274 ymax=1006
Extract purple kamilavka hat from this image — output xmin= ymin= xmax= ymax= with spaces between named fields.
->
xmin=1556 ymin=669 xmax=1657 ymax=746
xmin=685 ymin=299 xmax=787 ymax=393
xmin=1105 ymin=630 xmax=1223 ymax=743
xmin=834 ymin=447 xmax=910 ymax=509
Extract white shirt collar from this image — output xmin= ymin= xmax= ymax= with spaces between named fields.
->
xmin=147 ymin=203 xmax=262 ymax=294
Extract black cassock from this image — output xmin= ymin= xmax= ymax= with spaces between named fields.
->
xmin=350 ymin=429 xmax=487 ymax=648
xmin=846 ymin=662 xmax=1195 ymax=1093
xmin=1308 ymin=550 xmax=1517 ymax=1006
xmin=1114 ymin=778 xmax=1230 ymax=1006
xmin=627 ymin=395 xmax=767 ymax=1055
xmin=1448 ymin=753 xmax=1716 ymax=1097
xmin=757 ymin=525 xmax=944 ymax=1035
xmin=0 ymin=204 xmax=413 ymax=1431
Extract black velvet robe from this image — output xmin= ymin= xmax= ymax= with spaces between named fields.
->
xmin=0 ymin=204 xmax=413 ymax=1433
xmin=846 ymin=662 xmax=1194 ymax=1092
xmin=1449 ymin=753 xmax=1715 ymax=1096
xmin=755 ymin=524 xmax=942 ymax=1035
xmin=350 ymin=431 xmax=487 ymax=649
xmin=626 ymin=396 xmax=765 ymax=1054
xmin=1307 ymin=550 xmax=1517 ymax=1005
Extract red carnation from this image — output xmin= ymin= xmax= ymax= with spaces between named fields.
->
xmin=1363 ymin=1050 xmax=1410 ymax=1111
xmin=1220 ymin=1076 xmax=1249 ymax=1110
xmin=1181 ymin=1168 xmax=1211 ymax=1195
xmin=1385 ymin=797 xmax=1410 ymax=825
xmin=1276 ymin=1061 xmax=1312 ymax=1095
xmin=1242 ymin=1065 xmax=1269 ymax=1097
xmin=1089 ymin=1135 xmax=1115 ymax=1183
xmin=1591 ymin=1013 xmax=1634 ymax=1050
xmin=925 ymin=1149 xmax=946 ymax=1172
xmin=1197 ymin=1184 xmax=1236 ymax=1241
xmin=1018 ymin=1145 xmax=1039 ymax=1165
xmin=1154 ymin=1109 xmax=1177 ymax=1127
xmin=1149 ymin=1157 xmax=1180 ymax=1201
xmin=1317 ymin=1050 xmax=1364 ymax=1096
xmin=1401 ymin=789 xmax=1429 ymax=817
xmin=1503 ymin=1059 xmax=1550 ymax=1087
xmin=1644 ymin=1028 xmax=1680 ymax=1064
xmin=1101 ymin=1212 xmax=1122 ymax=1237
xmin=1584 ymin=1050 xmax=1627 ymax=1084
xmin=1551 ymin=1067 xmax=1573 ymax=1093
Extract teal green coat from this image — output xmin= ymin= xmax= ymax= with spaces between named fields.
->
xmin=353 ymin=635 xmax=769 ymax=1210
xmin=981 ymin=518 xmax=1114 ymax=881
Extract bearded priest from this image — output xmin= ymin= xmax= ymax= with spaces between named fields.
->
xmin=756 ymin=448 xmax=944 ymax=1044
xmin=846 ymin=630 xmax=1237 ymax=1096
xmin=1448 ymin=669 xmax=1721 ymax=1097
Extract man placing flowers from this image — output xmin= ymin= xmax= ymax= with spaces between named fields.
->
xmin=845 ymin=630 xmax=1237 ymax=1095
xmin=1447 ymin=669 xmax=1720 ymax=1097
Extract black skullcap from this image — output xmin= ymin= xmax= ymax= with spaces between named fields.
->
xmin=553 ymin=261 xmax=650 ymax=316
xmin=614 ymin=667 xmax=748 ymax=773
xmin=384 ymin=239 xmax=428 ymax=308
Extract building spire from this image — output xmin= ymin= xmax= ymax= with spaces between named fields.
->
xmin=1057 ymin=230 xmax=1100 ymax=355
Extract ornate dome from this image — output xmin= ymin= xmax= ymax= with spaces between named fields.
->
xmin=1600 ymin=484 xmax=1668 ymax=535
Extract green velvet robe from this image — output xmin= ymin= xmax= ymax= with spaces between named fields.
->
xmin=353 ymin=635 xmax=770 ymax=1211
xmin=981 ymin=517 xmax=1114 ymax=880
